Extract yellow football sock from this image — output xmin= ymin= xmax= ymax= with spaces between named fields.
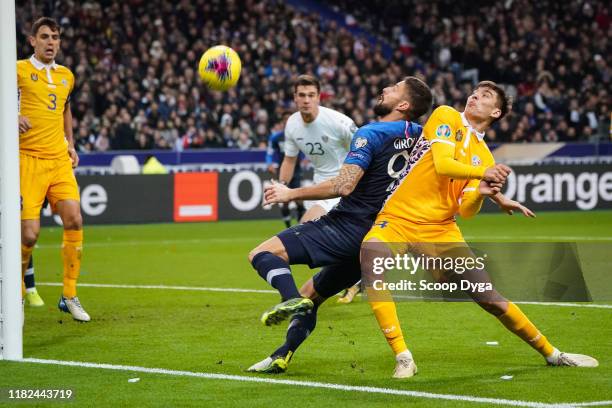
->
xmin=498 ymin=302 xmax=554 ymax=357
xmin=62 ymin=229 xmax=83 ymax=298
xmin=21 ymin=244 xmax=34 ymax=298
xmin=368 ymin=288 xmax=408 ymax=355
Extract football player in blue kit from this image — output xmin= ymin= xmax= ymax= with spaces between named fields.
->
xmin=247 ymin=77 xmax=433 ymax=373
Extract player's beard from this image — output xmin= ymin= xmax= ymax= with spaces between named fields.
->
xmin=373 ymin=101 xmax=393 ymax=117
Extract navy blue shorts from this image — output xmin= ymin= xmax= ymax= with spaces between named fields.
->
xmin=312 ymin=261 xmax=361 ymax=298
xmin=277 ymin=211 xmax=369 ymax=297
xmin=277 ymin=211 xmax=371 ymax=268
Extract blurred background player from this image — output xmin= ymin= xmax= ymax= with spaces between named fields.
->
xmin=277 ymin=74 xmax=357 ymax=222
xmin=18 ymin=17 xmax=90 ymax=322
xmin=266 ymin=111 xmax=305 ymax=227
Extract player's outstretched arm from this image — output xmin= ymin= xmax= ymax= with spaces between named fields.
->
xmin=264 ymin=164 xmax=364 ymax=205
xmin=489 ymin=193 xmax=536 ymax=217
xmin=431 ymin=142 xmax=511 ymax=183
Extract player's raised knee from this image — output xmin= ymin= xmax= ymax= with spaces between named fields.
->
xmin=248 ymin=247 xmax=262 ymax=264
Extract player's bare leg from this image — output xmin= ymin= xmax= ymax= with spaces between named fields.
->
xmin=55 ymin=199 xmax=90 ymax=322
xmin=249 ymin=237 xmax=313 ymax=325
xmin=299 ymin=203 xmax=326 ymax=223
xmin=21 ymin=219 xmax=40 ymax=298
xmin=249 ymin=236 xmax=289 ymax=263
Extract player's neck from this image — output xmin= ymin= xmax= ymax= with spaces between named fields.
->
xmin=300 ymin=106 xmax=319 ymax=123
xmin=463 ymin=111 xmax=489 ymax=134
xmin=33 ymin=53 xmax=55 ymax=66
xmin=379 ymin=111 xmax=406 ymax=122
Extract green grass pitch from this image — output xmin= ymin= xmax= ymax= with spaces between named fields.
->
xmin=1 ymin=211 xmax=611 ymax=407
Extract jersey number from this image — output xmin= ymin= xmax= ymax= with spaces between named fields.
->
xmin=387 ymin=151 xmax=410 ymax=178
xmin=47 ymin=93 xmax=57 ymax=110
xmin=306 ymin=142 xmax=325 ymax=155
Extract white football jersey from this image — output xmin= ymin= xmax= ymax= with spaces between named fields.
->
xmin=284 ymin=106 xmax=357 ymax=183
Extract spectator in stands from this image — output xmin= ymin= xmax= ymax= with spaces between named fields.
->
xmin=15 ymin=0 xmax=609 ymax=151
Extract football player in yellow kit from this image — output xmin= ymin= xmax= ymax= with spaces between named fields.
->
xmin=18 ymin=17 xmax=90 ymax=322
xmin=361 ymin=81 xmax=597 ymax=377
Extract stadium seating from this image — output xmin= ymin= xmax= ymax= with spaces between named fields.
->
xmin=15 ymin=0 xmax=610 ymax=151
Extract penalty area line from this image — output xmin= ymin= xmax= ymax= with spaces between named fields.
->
xmin=19 ymin=357 xmax=586 ymax=408
xmin=37 ymin=282 xmax=612 ymax=309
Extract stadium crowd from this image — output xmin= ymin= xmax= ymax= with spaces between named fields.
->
xmin=16 ymin=0 xmax=610 ymax=152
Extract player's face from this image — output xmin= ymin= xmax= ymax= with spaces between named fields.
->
xmin=373 ymin=81 xmax=408 ymax=117
xmin=465 ymin=87 xmax=501 ymax=123
xmin=29 ymin=25 xmax=60 ymax=64
xmin=294 ymin=85 xmax=320 ymax=116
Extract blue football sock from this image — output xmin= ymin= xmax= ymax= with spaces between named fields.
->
xmin=252 ymin=251 xmax=300 ymax=301
xmin=24 ymin=257 xmax=35 ymax=290
xmin=272 ymin=304 xmax=318 ymax=358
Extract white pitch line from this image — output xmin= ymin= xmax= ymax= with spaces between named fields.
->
xmin=570 ymin=402 xmax=612 ymax=407
xmin=35 ymin=237 xmax=257 ymax=249
xmin=514 ymin=301 xmax=612 ymax=310
xmin=19 ymin=358 xmax=575 ymax=408
xmin=37 ymin=282 xmax=276 ymax=294
xmin=36 ymin=282 xmax=612 ymax=309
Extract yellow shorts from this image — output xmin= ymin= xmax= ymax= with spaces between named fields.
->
xmin=20 ymin=153 xmax=80 ymax=220
xmin=363 ymin=215 xmax=470 ymax=284
xmin=363 ymin=214 xmax=466 ymax=260
xmin=365 ymin=214 xmax=465 ymax=243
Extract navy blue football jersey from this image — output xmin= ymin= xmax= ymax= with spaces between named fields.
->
xmin=331 ymin=120 xmax=422 ymax=222
xmin=266 ymin=130 xmax=302 ymax=175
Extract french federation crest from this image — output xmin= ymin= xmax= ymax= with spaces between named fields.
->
xmin=321 ymin=135 xmax=329 ymax=143
xmin=471 ymin=155 xmax=482 ymax=166
xmin=436 ymin=124 xmax=452 ymax=138
xmin=30 ymin=73 xmax=38 ymax=81
xmin=354 ymin=137 xmax=368 ymax=148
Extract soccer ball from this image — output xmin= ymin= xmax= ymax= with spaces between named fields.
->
xmin=198 ymin=45 xmax=242 ymax=91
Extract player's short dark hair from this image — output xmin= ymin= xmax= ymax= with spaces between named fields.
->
xmin=31 ymin=17 xmax=60 ymax=36
xmin=475 ymin=81 xmax=512 ymax=123
xmin=293 ymin=75 xmax=320 ymax=94
xmin=403 ymin=76 xmax=433 ymax=120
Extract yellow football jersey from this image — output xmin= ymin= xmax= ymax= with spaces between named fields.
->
xmin=17 ymin=56 xmax=75 ymax=159
xmin=380 ymin=105 xmax=495 ymax=225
